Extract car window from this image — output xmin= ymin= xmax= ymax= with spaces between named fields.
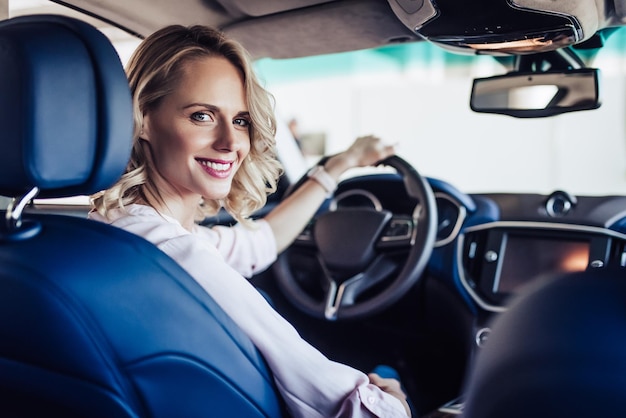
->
xmin=255 ymin=29 xmax=626 ymax=196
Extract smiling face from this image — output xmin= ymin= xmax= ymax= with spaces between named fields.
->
xmin=141 ymin=55 xmax=251 ymax=211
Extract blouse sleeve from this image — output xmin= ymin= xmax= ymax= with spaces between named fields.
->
xmin=159 ymin=233 xmax=409 ymax=418
xmin=195 ymin=219 xmax=277 ymax=278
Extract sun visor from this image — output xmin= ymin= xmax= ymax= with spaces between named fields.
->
xmin=387 ymin=0 xmax=605 ymax=55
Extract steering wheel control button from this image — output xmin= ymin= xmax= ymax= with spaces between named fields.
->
xmin=382 ymin=219 xmax=412 ymax=240
xmin=484 ymin=250 xmax=498 ymax=263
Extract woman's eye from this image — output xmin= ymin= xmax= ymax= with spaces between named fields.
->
xmin=233 ymin=118 xmax=250 ymax=128
xmin=191 ymin=112 xmax=212 ymax=122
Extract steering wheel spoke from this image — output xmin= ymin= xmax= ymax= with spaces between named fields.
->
xmin=321 ymin=255 xmax=401 ymax=320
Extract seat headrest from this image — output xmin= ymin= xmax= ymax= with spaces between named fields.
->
xmin=0 ymin=14 xmax=132 ymax=199
xmin=462 ymin=269 xmax=626 ymax=418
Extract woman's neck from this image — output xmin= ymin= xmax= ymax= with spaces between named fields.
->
xmin=146 ymin=194 xmax=199 ymax=231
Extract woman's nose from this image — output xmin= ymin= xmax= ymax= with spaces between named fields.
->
xmin=214 ymin=123 xmax=240 ymax=151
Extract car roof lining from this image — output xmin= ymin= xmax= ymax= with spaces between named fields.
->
xmin=55 ymin=0 xmax=419 ymax=59
xmin=223 ymin=0 xmax=419 ymax=59
xmin=215 ymin=0 xmax=334 ymax=18
xmin=53 ymin=0 xmax=626 ymax=59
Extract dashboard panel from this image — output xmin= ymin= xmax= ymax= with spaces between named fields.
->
xmin=458 ymin=222 xmax=626 ymax=312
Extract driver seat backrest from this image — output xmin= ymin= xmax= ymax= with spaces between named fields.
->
xmin=0 ymin=14 xmax=284 ymax=418
xmin=462 ymin=268 xmax=626 ymax=418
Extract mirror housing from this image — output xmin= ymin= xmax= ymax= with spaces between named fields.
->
xmin=470 ymin=48 xmax=601 ymax=118
xmin=470 ymin=68 xmax=600 ymax=118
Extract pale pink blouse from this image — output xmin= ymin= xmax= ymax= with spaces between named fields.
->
xmin=89 ymin=204 xmax=408 ymax=418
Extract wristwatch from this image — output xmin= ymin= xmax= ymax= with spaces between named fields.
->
xmin=307 ymin=164 xmax=337 ymax=197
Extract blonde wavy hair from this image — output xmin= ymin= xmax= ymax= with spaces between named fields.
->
xmin=90 ymin=25 xmax=282 ymax=226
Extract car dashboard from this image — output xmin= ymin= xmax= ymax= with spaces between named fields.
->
xmin=323 ymin=172 xmax=626 ymax=316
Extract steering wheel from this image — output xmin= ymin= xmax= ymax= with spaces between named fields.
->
xmin=274 ymin=156 xmax=437 ymax=320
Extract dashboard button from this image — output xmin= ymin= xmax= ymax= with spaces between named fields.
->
xmin=484 ymin=250 xmax=498 ymax=263
xmin=590 ymin=259 xmax=604 ymax=268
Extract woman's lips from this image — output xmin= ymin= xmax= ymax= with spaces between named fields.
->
xmin=196 ymin=158 xmax=233 ymax=179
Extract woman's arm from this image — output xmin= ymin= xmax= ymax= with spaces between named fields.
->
xmin=265 ymin=135 xmax=395 ymax=253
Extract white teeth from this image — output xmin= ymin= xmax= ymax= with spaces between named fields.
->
xmin=199 ymin=160 xmax=231 ymax=171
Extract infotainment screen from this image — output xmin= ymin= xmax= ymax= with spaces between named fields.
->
xmin=493 ymin=234 xmax=590 ymax=294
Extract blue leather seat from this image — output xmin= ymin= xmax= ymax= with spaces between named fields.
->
xmin=462 ymin=268 xmax=626 ymax=418
xmin=0 ymin=14 xmax=284 ymax=417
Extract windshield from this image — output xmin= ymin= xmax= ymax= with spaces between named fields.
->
xmin=255 ymin=28 xmax=626 ymax=196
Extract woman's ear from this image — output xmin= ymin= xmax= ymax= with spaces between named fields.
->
xmin=140 ymin=114 xmax=151 ymax=142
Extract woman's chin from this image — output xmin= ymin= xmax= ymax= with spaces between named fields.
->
xmin=203 ymin=188 xmax=232 ymax=201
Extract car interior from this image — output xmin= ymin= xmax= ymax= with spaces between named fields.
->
xmin=3 ymin=0 xmax=626 ymax=417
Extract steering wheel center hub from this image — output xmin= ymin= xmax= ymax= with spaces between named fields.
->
xmin=314 ymin=208 xmax=392 ymax=276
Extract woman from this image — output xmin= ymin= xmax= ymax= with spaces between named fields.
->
xmin=89 ymin=24 xmax=409 ymax=417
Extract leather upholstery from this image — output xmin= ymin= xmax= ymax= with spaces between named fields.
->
xmin=0 ymin=14 xmax=132 ymax=198
xmin=462 ymin=269 xmax=626 ymax=418
xmin=0 ymin=14 xmax=284 ymax=417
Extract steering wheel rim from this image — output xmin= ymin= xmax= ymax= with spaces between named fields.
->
xmin=274 ymin=155 xmax=438 ymax=320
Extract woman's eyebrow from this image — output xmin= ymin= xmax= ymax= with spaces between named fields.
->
xmin=183 ymin=103 xmax=249 ymax=117
xmin=183 ymin=103 xmax=219 ymax=111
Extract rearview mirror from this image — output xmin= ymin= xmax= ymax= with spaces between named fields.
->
xmin=470 ymin=69 xmax=600 ymax=118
